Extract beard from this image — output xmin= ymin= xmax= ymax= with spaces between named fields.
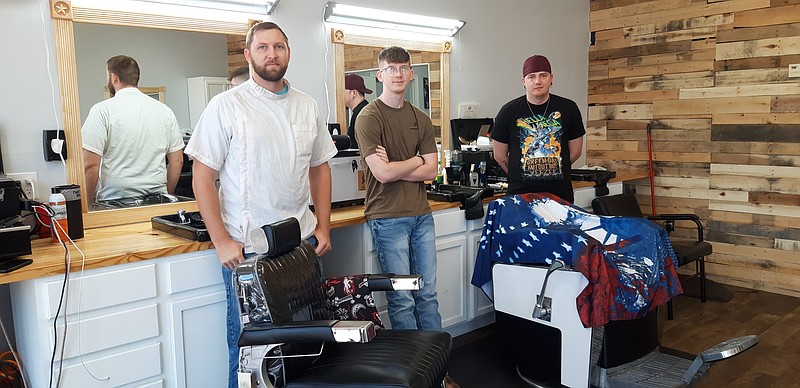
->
xmin=107 ymin=77 xmax=116 ymax=97
xmin=253 ymin=61 xmax=288 ymax=83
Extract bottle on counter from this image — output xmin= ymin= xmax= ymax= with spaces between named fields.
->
xmin=48 ymin=188 xmax=69 ymax=244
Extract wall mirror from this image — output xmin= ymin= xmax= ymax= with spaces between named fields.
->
xmin=50 ymin=0 xmax=251 ymax=228
xmin=331 ymin=29 xmax=452 ymax=151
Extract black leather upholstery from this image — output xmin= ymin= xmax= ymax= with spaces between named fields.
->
xmin=592 ymin=193 xmax=710 ymax=317
xmin=261 ymin=217 xmax=302 ymax=257
xmin=237 ymin=238 xmax=452 ymax=388
xmin=591 ymin=193 xmax=646 ymax=218
xmin=288 ymin=330 xmax=451 ymax=388
xmin=671 ymin=240 xmax=712 ymax=266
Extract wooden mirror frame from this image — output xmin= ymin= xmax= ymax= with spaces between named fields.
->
xmin=49 ymin=0 xmax=251 ymax=228
xmin=330 ymin=28 xmax=453 ymax=152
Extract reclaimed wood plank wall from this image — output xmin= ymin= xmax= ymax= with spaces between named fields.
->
xmin=227 ymin=34 xmax=246 ymax=77
xmin=588 ymin=0 xmax=800 ymax=296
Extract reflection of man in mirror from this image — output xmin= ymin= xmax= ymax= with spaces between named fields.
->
xmin=185 ymin=22 xmax=336 ymax=388
xmin=344 ymin=73 xmax=372 ymax=148
xmin=227 ymin=66 xmax=249 ymax=87
xmin=81 ymin=55 xmax=185 ymax=205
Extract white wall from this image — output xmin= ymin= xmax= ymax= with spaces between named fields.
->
xmin=0 ymin=0 xmax=68 ymax=199
xmin=0 ymin=0 xmax=588 ymax=351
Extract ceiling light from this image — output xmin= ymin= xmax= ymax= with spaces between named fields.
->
xmin=323 ymin=2 xmax=465 ymax=37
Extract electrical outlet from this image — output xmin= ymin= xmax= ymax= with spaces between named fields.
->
xmin=789 ymin=64 xmax=800 ymax=78
xmin=7 ymin=172 xmax=38 ymax=200
xmin=459 ymin=103 xmax=480 ymax=119
xmin=43 ymin=130 xmax=68 ymax=162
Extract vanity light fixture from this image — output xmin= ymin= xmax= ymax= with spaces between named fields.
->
xmin=71 ymin=0 xmax=280 ymax=18
xmin=143 ymin=0 xmax=281 ymax=15
xmin=323 ymin=2 xmax=465 ymax=37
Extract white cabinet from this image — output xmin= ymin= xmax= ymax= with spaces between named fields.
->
xmin=434 ymin=235 xmax=468 ymax=328
xmin=10 ymin=251 xmax=227 ymax=388
xmin=433 ymin=209 xmax=469 ymax=329
xmin=187 ymin=76 xmax=229 ymax=129
xmin=467 ymin=215 xmax=494 ymax=318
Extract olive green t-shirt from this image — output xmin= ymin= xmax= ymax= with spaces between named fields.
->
xmin=355 ymin=99 xmax=437 ymax=220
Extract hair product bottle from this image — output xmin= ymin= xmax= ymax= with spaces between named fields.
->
xmin=49 ymin=188 xmax=69 ymax=244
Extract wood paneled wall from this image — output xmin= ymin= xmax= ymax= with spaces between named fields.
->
xmin=588 ymin=0 xmax=800 ymax=296
xmin=227 ymin=34 xmax=246 ymax=77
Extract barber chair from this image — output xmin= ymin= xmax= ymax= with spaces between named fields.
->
xmin=234 ymin=218 xmax=452 ymax=388
xmin=480 ymin=193 xmax=755 ymax=387
xmin=493 ymin=261 xmax=757 ymax=388
xmin=592 ymin=193 xmax=711 ymax=319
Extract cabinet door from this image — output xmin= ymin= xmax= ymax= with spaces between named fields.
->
xmin=169 ymin=291 xmax=228 ymax=388
xmin=436 ymin=235 xmax=468 ymax=328
xmin=188 ymin=76 xmax=229 ymax=128
xmin=467 ymin=229 xmax=494 ymax=318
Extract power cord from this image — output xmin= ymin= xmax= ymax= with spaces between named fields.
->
xmin=321 ymin=2 xmax=332 ymax=124
xmin=0 ymin=324 xmax=27 ymax=388
xmin=38 ymin=0 xmax=65 ymax=174
xmin=33 ymin=206 xmax=108 ymax=388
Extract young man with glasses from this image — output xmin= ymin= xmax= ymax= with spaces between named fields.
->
xmin=355 ymin=46 xmax=442 ymax=332
xmin=491 ymin=54 xmax=585 ymax=203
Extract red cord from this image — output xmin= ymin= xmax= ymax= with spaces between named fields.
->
xmin=647 ymin=123 xmax=656 ymax=215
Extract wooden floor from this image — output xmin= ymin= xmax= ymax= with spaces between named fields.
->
xmin=449 ymin=283 xmax=800 ymax=388
xmin=662 ymin=285 xmax=800 ymax=387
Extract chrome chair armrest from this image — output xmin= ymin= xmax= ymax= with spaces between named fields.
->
xmin=238 ymin=320 xmax=376 ymax=347
xmin=366 ymin=274 xmax=423 ymax=291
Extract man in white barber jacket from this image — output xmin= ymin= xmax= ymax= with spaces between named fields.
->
xmin=185 ymin=21 xmax=337 ymax=388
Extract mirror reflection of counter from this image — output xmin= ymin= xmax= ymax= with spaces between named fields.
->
xmin=91 ymin=193 xmax=194 ymax=210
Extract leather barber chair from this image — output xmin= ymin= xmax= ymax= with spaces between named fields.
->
xmin=592 ymin=193 xmax=711 ymax=319
xmin=234 ymin=218 xmax=452 ymax=388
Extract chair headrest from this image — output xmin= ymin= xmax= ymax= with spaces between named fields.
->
xmin=260 ymin=217 xmax=301 ymax=257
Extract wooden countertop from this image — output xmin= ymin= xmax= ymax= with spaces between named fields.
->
xmin=1 ymin=172 xmax=646 ymax=285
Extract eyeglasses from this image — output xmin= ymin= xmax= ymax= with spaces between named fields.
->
xmin=380 ymin=66 xmax=412 ymax=76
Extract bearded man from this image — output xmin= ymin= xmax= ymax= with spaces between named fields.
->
xmin=184 ymin=22 xmax=337 ymax=388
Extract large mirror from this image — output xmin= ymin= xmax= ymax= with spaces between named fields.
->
xmin=330 ymin=30 xmax=452 ymax=151
xmin=50 ymin=1 xmax=252 ymax=228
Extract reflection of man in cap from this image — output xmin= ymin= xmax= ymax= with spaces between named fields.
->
xmin=490 ymin=54 xmax=586 ymax=203
xmin=344 ymin=74 xmax=373 ymax=148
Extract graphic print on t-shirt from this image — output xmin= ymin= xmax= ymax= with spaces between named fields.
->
xmin=516 ymin=111 xmax=564 ymax=180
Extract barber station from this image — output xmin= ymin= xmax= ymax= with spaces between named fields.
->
xmin=4 ymin=1 xmax=798 ymax=388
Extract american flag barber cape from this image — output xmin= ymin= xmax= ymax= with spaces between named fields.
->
xmin=471 ymin=193 xmax=683 ymax=327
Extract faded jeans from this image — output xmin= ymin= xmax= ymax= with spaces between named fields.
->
xmin=368 ymin=214 xmax=442 ymax=331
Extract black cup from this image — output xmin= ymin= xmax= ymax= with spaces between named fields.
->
xmin=53 ymin=184 xmax=83 ymax=240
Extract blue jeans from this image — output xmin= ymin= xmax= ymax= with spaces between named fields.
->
xmin=222 ymin=264 xmax=240 ymax=388
xmin=368 ymin=214 xmax=442 ymax=331
xmin=224 ymin=238 xmax=318 ymax=388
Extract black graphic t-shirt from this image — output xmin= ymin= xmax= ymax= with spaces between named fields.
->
xmin=491 ymin=94 xmax=585 ymax=202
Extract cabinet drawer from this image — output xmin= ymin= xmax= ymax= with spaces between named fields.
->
xmin=166 ymin=253 xmax=223 ymax=294
xmin=54 ymin=304 xmax=159 ymax=358
xmin=59 ymin=342 xmax=161 ymax=387
xmin=45 ymin=264 xmax=157 ymax=319
xmin=434 ymin=209 xmax=467 ymax=237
